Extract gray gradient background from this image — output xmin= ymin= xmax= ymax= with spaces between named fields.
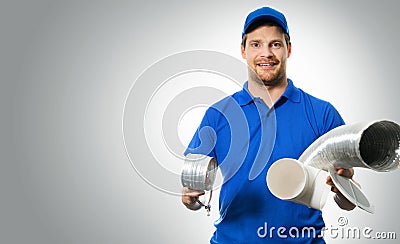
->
xmin=2 ymin=0 xmax=399 ymax=243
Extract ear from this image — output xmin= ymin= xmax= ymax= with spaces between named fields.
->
xmin=241 ymin=45 xmax=246 ymax=59
xmin=287 ymin=43 xmax=292 ymax=58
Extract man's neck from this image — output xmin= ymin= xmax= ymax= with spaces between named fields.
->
xmin=248 ymin=78 xmax=288 ymax=108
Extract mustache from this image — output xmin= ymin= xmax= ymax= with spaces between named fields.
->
xmin=255 ymin=58 xmax=280 ymax=65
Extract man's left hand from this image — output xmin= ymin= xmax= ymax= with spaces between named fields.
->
xmin=326 ymin=167 xmax=356 ymax=210
xmin=326 ymin=167 xmax=354 ymax=193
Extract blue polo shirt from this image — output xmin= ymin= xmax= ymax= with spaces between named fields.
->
xmin=185 ymin=79 xmax=344 ymax=243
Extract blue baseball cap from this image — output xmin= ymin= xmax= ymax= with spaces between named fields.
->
xmin=242 ymin=7 xmax=290 ymax=38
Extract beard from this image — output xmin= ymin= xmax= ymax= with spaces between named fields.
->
xmin=249 ymin=62 xmax=287 ymax=87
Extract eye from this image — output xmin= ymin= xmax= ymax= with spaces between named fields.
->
xmin=271 ymin=42 xmax=282 ymax=49
xmin=250 ymin=42 xmax=260 ymax=48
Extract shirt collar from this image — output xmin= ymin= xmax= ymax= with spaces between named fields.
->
xmin=235 ymin=81 xmax=254 ymax=106
xmin=235 ymin=79 xmax=301 ymax=106
xmin=281 ymin=79 xmax=301 ymax=103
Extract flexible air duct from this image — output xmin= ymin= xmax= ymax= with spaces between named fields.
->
xmin=300 ymin=120 xmax=400 ymax=172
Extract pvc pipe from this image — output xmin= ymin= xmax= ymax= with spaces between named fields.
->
xmin=267 ymin=158 xmax=330 ymax=210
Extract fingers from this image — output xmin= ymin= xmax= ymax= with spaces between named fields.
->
xmin=326 ymin=175 xmax=333 ymax=186
xmin=329 ymin=168 xmax=357 ymax=210
xmin=326 ymin=167 xmax=355 ymax=194
xmin=181 ymin=187 xmax=205 ymax=210
xmin=183 ymin=187 xmax=205 ymax=197
xmin=326 ymin=176 xmax=339 ymax=193
xmin=336 ymin=167 xmax=354 ymax=179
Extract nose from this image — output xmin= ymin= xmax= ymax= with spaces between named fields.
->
xmin=260 ymin=46 xmax=274 ymax=58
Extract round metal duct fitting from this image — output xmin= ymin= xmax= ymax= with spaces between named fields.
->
xmin=181 ymin=154 xmax=217 ymax=191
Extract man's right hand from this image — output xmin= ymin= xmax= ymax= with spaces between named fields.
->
xmin=182 ymin=187 xmax=205 ymax=211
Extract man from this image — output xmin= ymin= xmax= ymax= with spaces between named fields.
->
xmin=182 ymin=6 xmax=355 ymax=243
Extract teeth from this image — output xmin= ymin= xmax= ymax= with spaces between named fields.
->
xmin=258 ymin=63 xmax=273 ymax=66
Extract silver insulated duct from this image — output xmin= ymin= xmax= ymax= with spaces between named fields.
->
xmin=300 ymin=120 xmax=400 ymax=172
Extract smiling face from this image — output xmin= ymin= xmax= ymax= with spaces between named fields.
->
xmin=241 ymin=25 xmax=291 ymax=87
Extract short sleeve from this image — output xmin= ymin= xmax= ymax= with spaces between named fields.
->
xmin=322 ymin=103 xmax=345 ymax=134
xmin=184 ymin=108 xmax=217 ymax=159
